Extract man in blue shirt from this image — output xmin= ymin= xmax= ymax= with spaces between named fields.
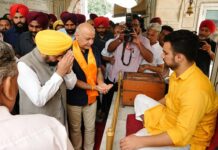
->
xmin=4 ymin=3 xmax=29 ymax=52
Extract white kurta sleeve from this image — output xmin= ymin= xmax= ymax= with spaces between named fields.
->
xmin=17 ymin=62 xmax=64 ymax=107
xmin=63 ymin=71 xmax=77 ymax=90
xmin=101 ymin=38 xmax=115 ymax=57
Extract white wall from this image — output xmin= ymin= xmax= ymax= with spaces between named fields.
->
xmin=155 ymin=0 xmax=218 ymax=31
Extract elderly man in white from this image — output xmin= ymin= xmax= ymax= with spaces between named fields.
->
xmin=138 ymin=23 xmax=164 ymax=74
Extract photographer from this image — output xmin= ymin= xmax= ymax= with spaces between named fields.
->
xmin=196 ymin=19 xmax=216 ymax=76
xmin=101 ymin=16 xmax=153 ymax=120
xmin=107 ymin=17 xmax=153 ymax=81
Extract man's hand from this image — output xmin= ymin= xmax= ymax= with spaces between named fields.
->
xmin=142 ymin=64 xmax=150 ymax=70
xmin=109 ymin=56 xmax=115 ymax=64
xmin=138 ymin=64 xmax=150 ymax=73
xmin=131 ymin=29 xmax=141 ymax=46
xmin=118 ymin=33 xmax=125 ymax=42
xmin=95 ymin=83 xmax=113 ymax=94
xmin=56 ymin=51 xmax=74 ymax=77
xmin=200 ymin=41 xmax=215 ymax=60
xmin=140 ymin=114 xmax=144 ymax=123
xmin=120 ymin=134 xmax=144 ymax=150
xmin=201 ymin=41 xmax=211 ymax=52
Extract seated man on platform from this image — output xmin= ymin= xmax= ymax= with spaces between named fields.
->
xmin=0 ymin=41 xmax=74 ymax=150
xmin=120 ymin=30 xmax=218 ymax=150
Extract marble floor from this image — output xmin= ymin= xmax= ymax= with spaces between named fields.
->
xmin=100 ymin=92 xmax=134 ymax=150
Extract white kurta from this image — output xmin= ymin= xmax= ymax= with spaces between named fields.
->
xmin=0 ymin=106 xmax=74 ymax=150
xmin=140 ymin=42 xmax=164 ymax=73
xmin=17 ymin=62 xmax=77 ymax=107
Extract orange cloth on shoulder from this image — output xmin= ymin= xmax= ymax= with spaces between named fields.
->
xmin=72 ymin=40 xmax=98 ymax=104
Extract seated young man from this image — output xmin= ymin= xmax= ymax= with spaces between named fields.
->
xmin=0 ymin=41 xmax=74 ymax=150
xmin=120 ymin=30 xmax=218 ymax=150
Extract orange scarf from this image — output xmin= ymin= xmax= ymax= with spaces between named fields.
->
xmin=72 ymin=40 xmax=98 ymax=104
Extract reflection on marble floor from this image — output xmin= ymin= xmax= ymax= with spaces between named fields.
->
xmin=100 ymin=92 xmax=134 ymax=150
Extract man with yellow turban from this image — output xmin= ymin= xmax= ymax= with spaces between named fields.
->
xmin=53 ymin=19 xmax=64 ymax=30
xmin=67 ymin=23 xmax=112 ymax=150
xmin=17 ymin=30 xmax=77 ymax=127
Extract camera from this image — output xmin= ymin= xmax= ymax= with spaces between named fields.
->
xmin=199 ymin=41 xmax=206 ymax=48
xmin=199 ymin=38 xmax=210 ymax=49
xmin=124 ymin=13 xmax=134 ymax=42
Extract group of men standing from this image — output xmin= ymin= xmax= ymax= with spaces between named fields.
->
xmin=0 ymin=3 xmax=113 ymax=150
xmin=0 ymin=2 xmax=217 ymax=150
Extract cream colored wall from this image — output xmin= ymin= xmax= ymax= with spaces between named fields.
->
xmin=0 ymin=0 xmax=85 ymax=21
xmin=155 ymin=0 xmax=218 ymax=31
xmin=1 ymin=0 xmax=217 ymax=31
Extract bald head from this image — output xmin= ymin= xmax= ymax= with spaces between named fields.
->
xmin=75 ymin=23 xmax=95 ymax=50
xmin=75 ymin=22 xmax=95 ymax=36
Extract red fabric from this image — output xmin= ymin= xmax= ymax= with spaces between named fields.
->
xmin=10 ymin=3 xmax=29 ymax=18
xmin=207 ymin=114 xmax=218 ymax=150
xmin=200 ymin=20 xmax=216 ymax=34
xmin=150 ymin=17 xmax=162 ymax=25
xmin=76 ymin=14 xmax=86 ymax=25
xmin=48 ymin=14 xmax=57 ymax=22
xmin=126 ymin=114 xmax=143 ymax=136
xmin=94 ymin=16 xmax=109 ymax=28
xmin=26 ymin=11 xmax=49 ymax=29
xmin=60 ymin=11 xmax=77 ymax=25
xmin=94 ymin=121 xmax=106 ymax=150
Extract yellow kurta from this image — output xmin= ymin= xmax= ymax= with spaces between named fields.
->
xmin=144 ymin=64 xmax=218 ymax=150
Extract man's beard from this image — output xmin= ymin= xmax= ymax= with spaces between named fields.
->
xmin=47 ymin=61 xmax=58 ymax=66
xmin=198 ymin=34 xmax=208 ymax=40
xmin=30 ymin=31 xmax=37 ymax=38
xmin=164 ymin=58 xmax=179 ymax=70
xmin=0 ymin=28 xmax=7 ymax=33
xmin=14 ymin=22 xmax=27 ymax=32
xmin=98 ymin=31 xmax=105 ymax=37
xmin=66 ymin=29 xmax=75 ymax=35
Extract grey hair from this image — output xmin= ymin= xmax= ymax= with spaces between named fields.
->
xmin=147 ymin=23 xmax=162 ymax=33
xmin=0 ymin=41 xmax=17 ymax=84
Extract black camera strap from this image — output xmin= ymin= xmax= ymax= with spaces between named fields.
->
xmin=121 ymin=41 xmax=133 ymax=66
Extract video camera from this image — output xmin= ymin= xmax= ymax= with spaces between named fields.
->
xmin=124 ymin=13 xmax=134 ymax=42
